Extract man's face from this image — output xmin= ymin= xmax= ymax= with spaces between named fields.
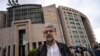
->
xmin=43 ymin=27 xmax=56 ymax=42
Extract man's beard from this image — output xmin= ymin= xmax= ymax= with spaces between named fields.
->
xmin=46 ymin=34 xmax=54 ymax=44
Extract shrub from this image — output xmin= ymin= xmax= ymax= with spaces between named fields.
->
xmin=28 ymin=48 xmax=36 ymax=56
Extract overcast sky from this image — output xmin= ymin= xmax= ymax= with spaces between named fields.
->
xmin=0 ymin=0 xmax=100 ymax=43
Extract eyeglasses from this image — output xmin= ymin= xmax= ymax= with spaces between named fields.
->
xmin=43 ymin=30 xmax=54 ymax=34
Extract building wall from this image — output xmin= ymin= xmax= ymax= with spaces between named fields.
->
xmin=0 ymin=11 xmax=6 ymax=29
xmin=0 ymin=27 xmax=12 ymax=56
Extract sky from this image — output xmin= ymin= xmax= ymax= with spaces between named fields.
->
xmin=0 ymin=0 xmax=100 ymax=43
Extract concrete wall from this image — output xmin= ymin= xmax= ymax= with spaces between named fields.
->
xmin=0 ymin=11 xmax=6 ymax=29
xmin=0 ymin=27 xmax=12 ymax=56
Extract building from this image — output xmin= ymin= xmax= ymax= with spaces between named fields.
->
xmin=0 ymin=4 xmax=95 ymax=56
xmin=0 ymin=4 xmax=63 ymax=56
xmin=58 ymin=6 xmax=95 ymax=47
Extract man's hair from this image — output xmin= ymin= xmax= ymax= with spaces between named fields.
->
xmin=44 ymin=23 xmax=56 ymax=32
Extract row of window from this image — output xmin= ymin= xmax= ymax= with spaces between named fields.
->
xmin=15 ymin=11 xmax=41 ymax=16
xmin=71 ymin=35 xmax=86 ymax=39
xmin=64 ymin=13 xmax=80 ymax=20
xmin=7 ymin=5 xmax=43 ymax=27
xmin=70 ymin=21 xmax=80 ymax=25
xmin=74 ymin=39 xmax=86 ymax=44
xmin=68 ymin=26 xmax=82 ymax=29
xmin=71 ymin=35 xmax=86 ymax=42
xmin=72 ymin=30 xmax=83 ymax=33
xmin=1 ymin=41 xmax=45 ymax=56
xmin=68 ymin=18 xmax=80 ymax=22
xmin=2 ymin=45 xmax=15 ymax=56
xmin=63 ymin=8 xmax=79 ymax=13
xmin=32 ymin=41 xmax=46 ymax=49
xmin=15 ymin=7 xmax=41 ymax=12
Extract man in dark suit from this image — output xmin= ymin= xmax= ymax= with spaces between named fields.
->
xmin=35 ymin=23 xmax=72 ymax=56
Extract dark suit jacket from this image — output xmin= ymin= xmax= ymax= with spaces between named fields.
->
xmin=35 ymin=41 xmax=73 ymax=56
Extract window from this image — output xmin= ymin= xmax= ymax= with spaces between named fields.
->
xmin=18 ymin=29 xmax=26 ymax=56
xmin=13 ymin=45 xmax=15 ymax=56
xmin=75 ymin=41 xmax=78 ymax=43
xmin=70 ymin=22 xmax=75 ymax=24
xmin=69 ymin=18 xmax=73 ymax=20
xmin=64 ymin=11 xmax=66 ymax=13
xmin=67 ymin=13 xmax=72 ymax=18
xmin=75 ymin=19 xmax=79 ymax=21
xmin=79 ymin=31 xmax=83 ymax=36
xmin=66 ymin=8 xmax=68 ymax=10
xmin=67 ymin=26 xmax=70 ymax=28
xmin=2 ymin=47 xmax=6 ymax=56
xmin=72 ymin=31 xmax=77 ymax=33
xmin=70 ymin=36 xmax=72 ymax=38
xmin=32 ymin=42 xmax=36 ymax=49
xmin=0 ymin=47 xmax=1 ymax=52
xmin=8 ymin=46 xmax=10 ymax=56
xmin=75 ymin=40 xmax=80 ymax=44
xmin=71 ymin=26 xmax=76 ymax=29
xmin=74 ymin=15 xmax=78 ymax=20
xmin=65 ymin=17 xmax=67 ymax=19
xmin=38 ymin=42 xmax=42 ymax=47
xmin=69 ymin=9 xmax=71 ymax=11
xmin=76 ymin=23 xmax=80 ymax=25
xmin=77 ymin=27 xmax=81 ymax=29
xmin=80 ymin=36 xmax=84 ymax=38
xmin=63 ymin=8 xmax=65 ymax=10
xmin=79 ymin=31 xmax=83 ymax=33
xmin=82 ymin=40 xmax=86 ymax=43
xmin=44 ymin=41 xmax=46 ymax=44
xmin=27 ymin=43 xmax=30 ymax=52
xmin=7 ymin=5 xmax=44 ymax=27
xmin=72 ymin=31 xmax=78 ymax=36
xmin=74 ymin=36 xmax=79 ymax=40
xmin=74 ymin=35 xmax=79 ymax=37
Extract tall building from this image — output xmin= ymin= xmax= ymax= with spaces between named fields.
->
xmin=58 ymin=6 xmax=95 ymax=47
xmin=0 ymin=4 xmax=95 ymax=56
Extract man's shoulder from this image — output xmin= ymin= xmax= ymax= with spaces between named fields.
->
xmin=57 ymin=42 xmax=73 ymax=56
xmin=57 ymin=41 xmax=66 ymax=45
xmin=56 ymin=41 xmax=68 ymax=48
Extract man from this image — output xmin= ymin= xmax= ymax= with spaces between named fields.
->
xmin=35 ymin=23 xmax=72 ymax=56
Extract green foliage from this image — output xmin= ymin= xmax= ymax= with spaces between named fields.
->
xmin=28 ymin=48 xmax=37 ymax=56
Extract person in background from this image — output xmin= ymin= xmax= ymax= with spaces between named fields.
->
xmin=75 ymin=48 xmax=82 ymax=56
xmin=69 ymin=46 xmax=76 ymax=56
xmin=83 ymin=48 xmax=91 ymax=56
xmin=94 ymin=45 xmax=100 ymax=56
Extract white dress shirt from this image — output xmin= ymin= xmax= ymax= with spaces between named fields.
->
xmin=47 ymin=42 xmax=62 ymax=56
